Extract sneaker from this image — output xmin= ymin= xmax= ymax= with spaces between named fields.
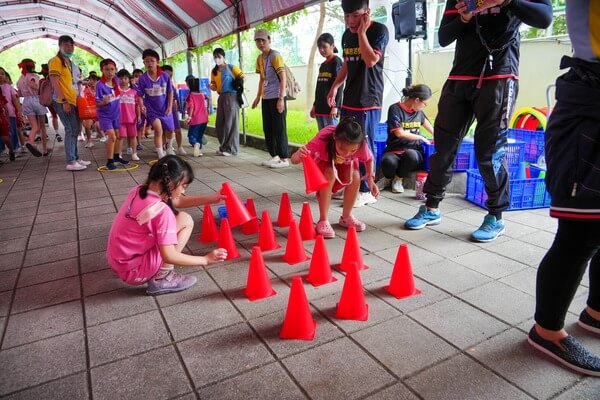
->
xmin=339 ymin=215 xmax=366 ymax=232
xmin=157 ymin=148 xmax=166 ymax=159
xmin=20 ymin=146 xmax=28 ymax=154
xmin=66 ymin=162 xmax=86 ymax=171
xmin=391 ymin=177 xmax=404 ymax=193
xmin=77 ymin=159 xmax=92 ymax=166
xmin=166 ymin=147 xmax=176 ymax=156
xmin=136 ymin=144 xmax=143 ymax=151
xmin=578 ymin=309 xmax=600 ymax=335
xmin=527 ymin=327 xmax=600 ymax=377
xmin=316 ymin=220 xmax=335 ymax=239
xmin=56 ymin=134 xmax=63 ymax=142
xmin=332 ymin=189 xmax=345 ymax=200
xmin=177 ymin=147 xmax=187 ymax=156
xmin=26 ymin=143 xmax=42 ymax=157
xmin=471 ymin=215 xmax=505 ymax=242
xmin=193 ymin=143 xmax=201 ymax=157
xmin=146 ymin=270 xmax=197 ymax=295
xmin=84 ymin=142 xmax=93 ymax=148
xmin=261 ymin=156 xmax=280 ymax=166
xmin=376 ymin=177 xmax=391 ymax=191
xmin=114 ymin=156 xmax=129 ymax=166
xmin=216 ymin=149 xmax=223 ymax=155
xmin=202 ymin=135 xmax=208 ymax=145
xmin=405 ymin=205 xmax=442 ymax=229
xmin=131 ymin=154 xmax=140 ymax=161
xmin=269 ymin=159 xmax=289 ymax=169
xmin=105 ymin=162 xmax=117 ymax=171
xmin=221 ymin=151 xmax=232 ymax=157
xmin=9 ymin=151 xmax=15 ymax=161
xmin=126 ymin=147 xmax=133 ymax=155
xmin=99 ymin=136 xmax=108 ymax=143
xmin=43 ymin=150 xmax=52 ymax=157
xmin=353 ymin=192 xmax=377 ymax=208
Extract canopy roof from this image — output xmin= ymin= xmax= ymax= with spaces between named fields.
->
xmin=0 ymin=0 xmax=319 ymax=65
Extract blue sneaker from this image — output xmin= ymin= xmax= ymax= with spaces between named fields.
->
xmin=405 ymin=205 xmax=441 ymax=230
xmin=471 ymin=215 xmax=505 ymax=242
xmin=105 ymin=162 xmax=117 ymax=171
xmin=114 ymin=156 xmax=129 ymax=166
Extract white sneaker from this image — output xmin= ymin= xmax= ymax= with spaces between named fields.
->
xmin=126 ymin=147 xmax=133 ymax=155
xmin=376 ymin=177 xmax=391 ymax=191
xmin=193 ymin=143 xmax=201 ymax=157
xmin=216 ymin=149 xmax=223 ymax=155
xmin=77 ymin=159 xmax=91 ymax=166
xmin=157 ymin=148 xmax=166 ymax=159
xmin=177 ymin=147 xmax=187 ymax=156
xmin=66 ymin=162 xmax=86 ymax=171
xmin=84 ymin=142 xmax=94 ymax=148
xmin=391 ymin=177 xmax=404 ymax=193
xmin=166 ymin=147 xmax=176 ymax=156
xmin=221 ymin=151 xmax=232 ymax=157
xmin=261 ymin=156 xmax=280 ymax=166
xmin=131 ymin=154 xmax=140 ymax=161
xmin=269 ymin=159 xmax=289 ymax=169
xmin=99 ymin=136 xmax=108 ymax=143
xmin=353 ymin=192 xmax=378 ymax=208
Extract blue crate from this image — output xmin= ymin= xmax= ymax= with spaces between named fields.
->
xmin=469 ymin=138 xmax=526 ymax=169
xmin=422 ymin=139 xmax=475 ymax=172
xmin=507 ymin=128 xmax=545 ymax=163
xmin=465 ymin=165 xmax=550 ymax=210
xmin=374 ymin=140 xmax=386 ymax=168
xmin=375 ymin=122 xmax=387 ymax=142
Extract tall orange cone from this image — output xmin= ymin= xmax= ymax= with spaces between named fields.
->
xmin=280 ymin=276 xmax=316 ymax=340
xmin=199 ymin=204 xmax=218 ymax=243
xmin=298 ymin=202 xmax=316 ymax=241
xmin=336 ymin=262 xmax=369 ymax=321
xmin=277 ymin=192 xmax=294 ymax=228
xmin=335 ymin=226 xmax=369 ymax=272
xmin=217 ymin=217 xmax=240 ymax=260
xmin=305 ymin=235 xmax=337 ymax=286
xmin=241 ymin=198 xmax=260 ymax=235
xmin=385 ymin=243 xmax=421 ymax=299
xmin=283 ymin=219 xmax=310 ymax=264
xmin=256 ymin=210 xmax=281 ymax=252
xmin=221 ymin=182 xmax=253 ymax=227
xmin=244 ymin=246 xmax=277 ymax=301
xmin=302 ymin=154 xmax=329 ymax=194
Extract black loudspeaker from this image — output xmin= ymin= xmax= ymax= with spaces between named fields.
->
xmin=392 ymin=0 xmax=427 ymax=40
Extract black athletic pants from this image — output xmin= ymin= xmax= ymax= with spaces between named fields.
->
xmin=261 ymin=98 xmax=288 ymax=159
xmin=380 ymin=150 xmax=423 ymax=179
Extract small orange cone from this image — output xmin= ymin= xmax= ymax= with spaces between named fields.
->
xmin=241 ymin=198 xmax=260 ymax=235
xmin=336 ymin=262 xmax=369 ymax=321
xmin=244 ymin=246 xmax=277 ymax=301
xmin=280 ymin=276 xmax=316 ymax=340
xmin=302 ymin=154 xmax=329 ymax=194
xmin=221 ymin=182 xmax=254 ymax=227
xmin=199 ymin=204 xmax=218 ymax=243
xmin=305 ymin=235 xmax=337 ymax=286
xmin=217 ymin=217 xmax=240 ymax=260
xmin=385 ymin=244 xmax=421 ymax=299
xmin=277 ymin=192 xmax=294 ymax=228
xmin=256 ymin=210 xmax=281 ymax=252
xmin=335 ymin=226 xmax=369 ymax=272
xmin=283 ymin=219 xmax=310 ymax=265
xmin=298 ymin=202 xmax=316 ymax=241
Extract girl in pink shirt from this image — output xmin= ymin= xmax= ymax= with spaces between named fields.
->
xmin=291 ymin=117 xmax=379 ymax=239
xmin=117 ymin=69 xmax=140 ymax=161
xmin=185 ymin=77 xmax=208 ymax=157
xmin=107 ymin=155 xmax=227 ymax=295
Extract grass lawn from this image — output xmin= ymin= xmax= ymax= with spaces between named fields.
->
xmin=207 ymin=107 xmax=319 ymax=145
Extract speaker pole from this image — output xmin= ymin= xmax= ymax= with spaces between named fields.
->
xmin=406 ymin=37 xmax=413 ymax=87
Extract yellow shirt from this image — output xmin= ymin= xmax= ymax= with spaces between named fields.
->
xmin=210 ymin=65 xmax=244 ymax=94
xmin=48 ymin=55 xmax=79 ymax=105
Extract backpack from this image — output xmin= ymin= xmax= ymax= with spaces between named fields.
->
xmin=39 ymin=78 xmax=54 ymax=107
xmin=266 ymin=53 xmax=301 ymax=101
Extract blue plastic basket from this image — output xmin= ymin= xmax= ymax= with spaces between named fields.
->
xmin=465 ymin=165 xmax=551 ymax=210
xmin=423 ymin=139 xmax=475 ymax=172
xmin=470 ymin=138 xmax=526 ymax=169
xmin=507 ymin=128 xmax=545 ymax=163
xmin=375 ymin=122 xmax=387 ymax=141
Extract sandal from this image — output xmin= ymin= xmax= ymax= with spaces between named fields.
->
xmin=316 ymin=220 xmax=335 ymax=239
xmin=339 ymin=215 xmax=366 ymax=232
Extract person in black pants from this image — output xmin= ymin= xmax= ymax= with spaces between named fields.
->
xmin=377 ymin=84 xmax=433 ymax=194
xmin=404 ymin=0 xmax=552 ymax=242
xmin=527 ymin=0 xmax=600 ymax=376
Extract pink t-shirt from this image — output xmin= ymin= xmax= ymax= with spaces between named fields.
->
xmin=106 ymin=186 xmax=178 ymax=274
xmin=187 ymin=92 xmax=208 ymax=125
xmin=16 ymin=73 xmax=40 ymax=97
xmin=305 ymin=125 xmax=373 ymax=165
xmin=119 ymin=88 xmax=137 ymax=124
xmin=0 ymin=84 xmax=17 ymax=117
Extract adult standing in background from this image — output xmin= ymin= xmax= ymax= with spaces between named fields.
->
xmin=48 ymin=35 xmax=90 ymax=171
xmin=210 ymin=48 xmax=244 ymax=157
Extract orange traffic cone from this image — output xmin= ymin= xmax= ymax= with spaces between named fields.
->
xmin=335 ymin=226 xmax=369 ymax=272
xmin=256 ymin=210 xmax=281 ymax=252
xmin=198 ymin=204 xmax=218 ymax=243
xmin=277 ymin=192 xmax=294 ymax=228
xmin=221 ymin=182 xmax=253 ymax=227
xmin=283 ymin=219 xmax=310 ymax=265
xmin=217 ymin=217 xmax=240 ymax=260
xmin=305 ymin=235 xmax=337 ymax=286
xmin=241 ymin=198 xmax=260 ymax=235
xmin=336 ymin=262 xmax=368 ymax=321
xmin=280 ymin=276 xmax=316 ymax=340
xmin=244 ymin=246 xmax=277 ymax=301
xmin=302 ymin=154 xmax=329 ymax=194
xmin=385 ymin=243 xmax=421 ymax=299
xmin=299 ymin=202 xmax=316 ymax=241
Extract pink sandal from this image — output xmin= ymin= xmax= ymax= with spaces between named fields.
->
xmin=316 ymin=220 xmax=335 ymax=239
xmin=339 ymin=215 xmax=366 ymax=232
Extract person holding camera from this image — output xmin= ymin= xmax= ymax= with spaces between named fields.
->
xmin=209 ymin=48 xmax=244 ymax=157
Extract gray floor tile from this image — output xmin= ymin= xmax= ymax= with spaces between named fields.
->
xmin=229 ymin=279 xmax=291 ymax=321
xmin=0 ymin=291 xmax=12 ymax=317
xmin=1 ymin=372 xmax=88 ymax=400
xmin=27 ymin=229 xmax=78 ymax=250
xmin=553 ymin=378 xmax=600 ymax=400
xmin=79 ymin=236 xmax=108 ymax=256
xmin=374 ymin=243 xmax=444 ymax=271
xmin=179 ymin=323 xmax=274 ymax=388
xmin=0 ymin=225 xmax=31 ymax=242
xmin=91 ymin=345 xmax=191 ymax=400
xmin=487 ymin=239 xmax=548 ymax=267
xmin=0 ymin=269 xmax=18 ymax=292
xmin=452 ymin=249 xmax=529 ymax=279
xmin=366 ymin=277 xmax=451 ymax=314
xmin=155 ymin=269 xmax=222 ymax=308
xmin=364 ymin=383 xmax=419 ymax=400
xmin=414 ymin=259 xmax=492 ymax=294
xmin=81 ymin=268 xmax=129 ymax=296
xmin=3 ymin=300 xmax=83 ymax=349
xmin=12 ymin=276 xmax=81 ymax=314
xmin=0 ymin=330 xmax=86 ymax=396
xmin=282 ymin=337 xmax=396 ymax=400
xmin=18 ymin=257 xmax=78 ymax=289
xmin=0 ymin=252 xmax=23 ymax=272
xmin=0 ymin=237 xmax=28 ymax=255
xmin=78 ymin=221 xmax=112 ymax=240
xmin=80 ymin=251 xmax=110 ymax=274
xmin=77 ymin=203 xmax=116 ymax=218
xmin=353 ymin=229 xmax=405 ymax=253
xmin=36 ymin=201 xmax=76 ymax=215
xmin=23 ymin=241 xmax=78 ymax=267
xmin=34 ymin=210 xmax=77 ymax=224
xmin=410 ymin=232 xmax=480 ymax=259
xmin=30 ymin=219 xmax=76 ymax=236
xmin=0 ymin=215 xmax=34 ymax=230
xmin=498 ymin=267 xmax=538 ymax=296
xmin=84 ymin=288 xmax=156 ymax=326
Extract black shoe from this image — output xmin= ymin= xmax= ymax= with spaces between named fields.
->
xmin=528 ymin=327 xmax=600 ymax=376
xmin=579 ymin=309 xmax=600 ymax=335
xmin=35 ymin=136 xmax=41 ymax=142
xmin=9 ymin=151 xmax=15 ymax=161
xmin=26 ymin=143 xmax=42 ymax=157
xmin=56 ymin=135 xmax=63 ymax=142
xmin=114 ymin=156 xmax=129 ymax=166
xmin=43 ymin=150 xmax=52 ymax=157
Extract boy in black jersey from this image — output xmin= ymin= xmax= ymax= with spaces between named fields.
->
xmin=328 ymin=0 xmax=388 ymax=208
xmin=405 ymin=0 xmax=552 ymax=242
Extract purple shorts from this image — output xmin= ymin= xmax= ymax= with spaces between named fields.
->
xmin=147 ymin=114 xmax=174 ymax=132
xmin=136 ymin=115 xmax=146 ymax=130
xmin=99 ymin=117 xmax=121 ymax=132
xmin=172 ymin=110 xmax=181 ymax=130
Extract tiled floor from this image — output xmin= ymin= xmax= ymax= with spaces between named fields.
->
xmin=0 ymin=133 xmax=597 ymax=400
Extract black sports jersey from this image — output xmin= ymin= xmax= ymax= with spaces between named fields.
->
xmin=385 ymin=102 xmax=426 ymax=153
xmin=314 ymin=55 xmax=343 ymax=116
xmin=341 ymin=21 xmax=389 ymax=110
